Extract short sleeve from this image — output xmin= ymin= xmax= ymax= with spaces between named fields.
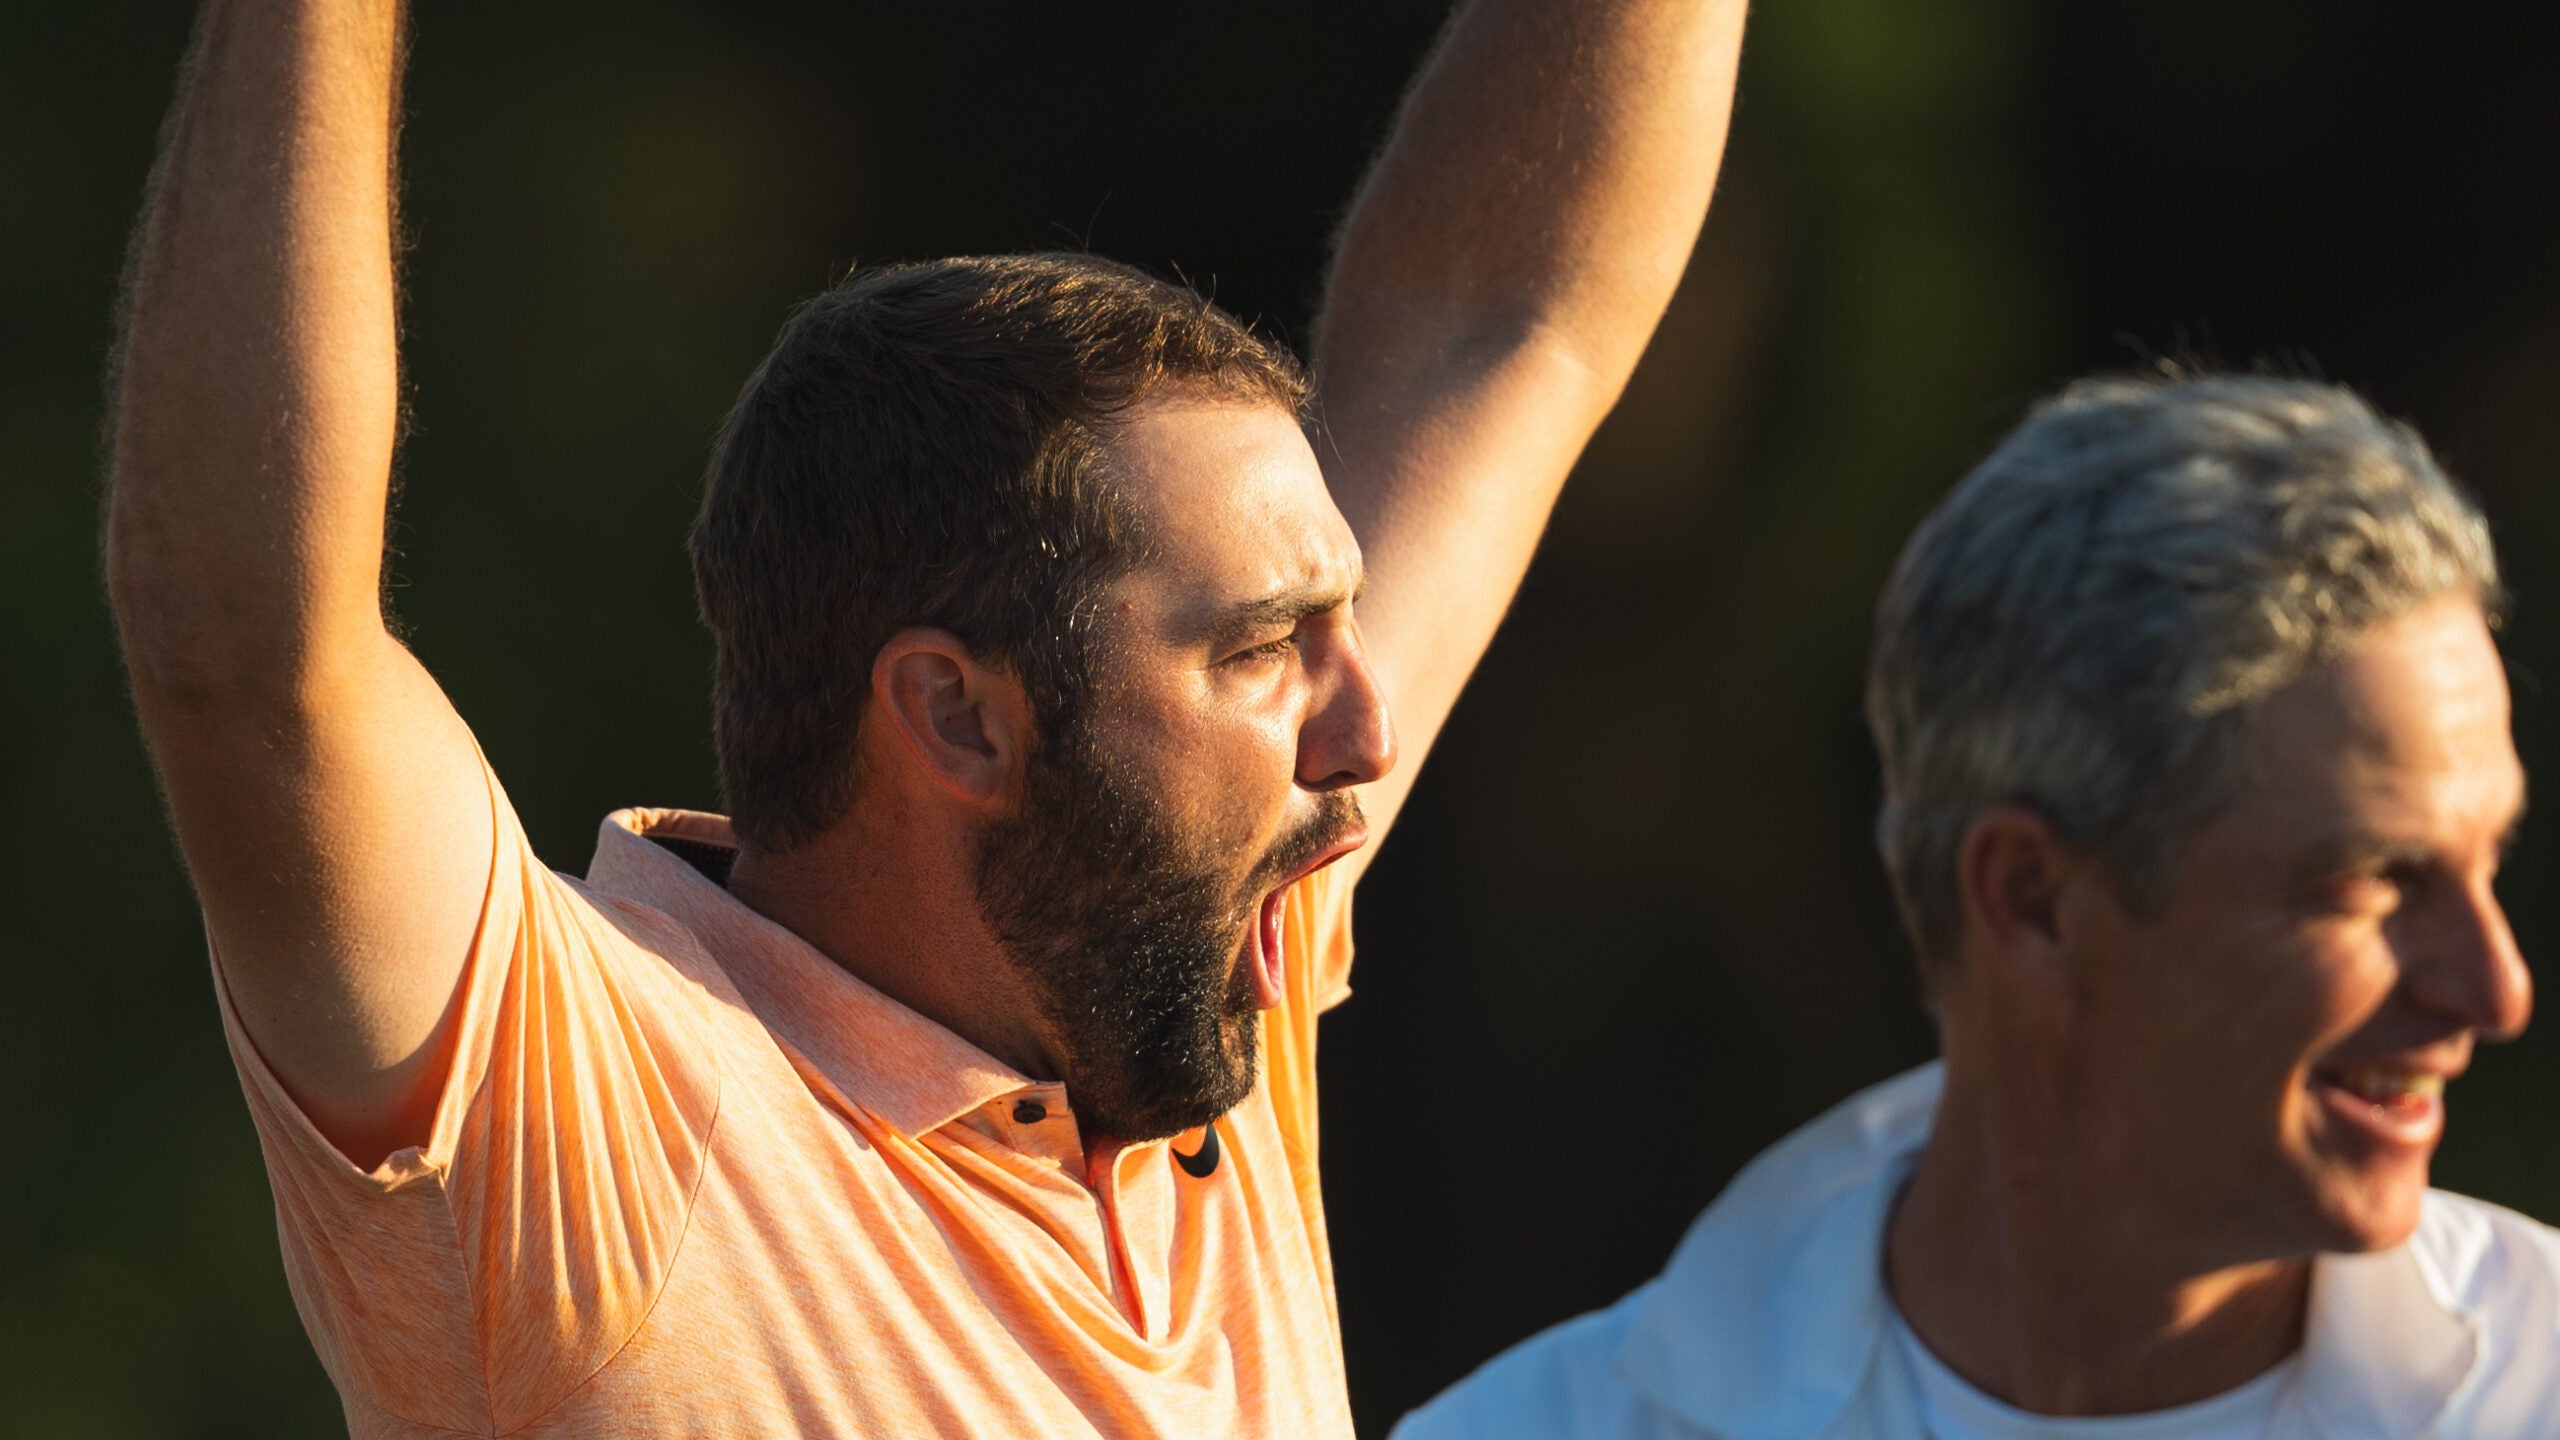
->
xmin=213 ymin=757 xmax=722 ymax=1435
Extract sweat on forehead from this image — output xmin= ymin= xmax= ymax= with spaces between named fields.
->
xmin=1087 ymin=397 xmax=1359 ymax=612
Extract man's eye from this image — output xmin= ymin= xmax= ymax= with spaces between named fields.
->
xmin=1231 ymin=634 xmax=1298 ymax=665
xmin=2325 ymin=867 xmax=2410 ymax=914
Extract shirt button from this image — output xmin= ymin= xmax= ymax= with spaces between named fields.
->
xmin=1013 ymin=1100 xmax=1048 ymax=1124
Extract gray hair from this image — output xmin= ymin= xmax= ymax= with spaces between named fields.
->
xmin=1867 ymin=372 xmax=2502 ymax=974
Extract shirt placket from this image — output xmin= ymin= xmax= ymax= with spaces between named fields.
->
xmin=950 ymin=1081 xmax=1192 ymax=1340
xmin=1087 ymin=1134 xmax=1178 ymax=1341
xmin=987 ymin=1080 xmax=1085 ymax=1170
xmin=971 ymin=1085 xmax=1166 ymax=1334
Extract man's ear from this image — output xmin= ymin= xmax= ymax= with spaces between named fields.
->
xmin=1953 ymin=804 xmax=2082 ymax=997
xmin=870 ymin=629 xmax=1035 ymax=808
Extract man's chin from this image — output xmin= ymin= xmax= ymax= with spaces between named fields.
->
xmin=2280 ymin=1082 xmax=2442 ymax=1253
xmin=1077 ymin=1023 xmax=1259 ymax=1143
xmin=1087 ymin=1081 xmax=1251 ymax=1145
xmin=2297 ymin=1161 xmax=2432 ymax=1255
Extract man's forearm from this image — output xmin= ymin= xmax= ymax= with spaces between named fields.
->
xmin=1317 ymin=0 xmax=1746 ymax=394
xmin=1307 ymin=0 xmax=1749 ymax=850
xmin=106 ymin=0 xmax=406 ymax=701
xmin=1320 ymin=0 xmax=1740 ymax=381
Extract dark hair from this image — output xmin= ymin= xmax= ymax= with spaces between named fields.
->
xmin=691 ymin=253 xmax=1309 ymax=850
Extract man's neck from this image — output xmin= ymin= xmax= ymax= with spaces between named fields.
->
xmin=1884 ymin=1060 xmax=2311 ymax=1417
xmin=724 ymin=814 xmax=1065 ymax=1086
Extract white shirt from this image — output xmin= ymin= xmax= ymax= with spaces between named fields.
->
xmin=1393 ymin=1065 xmax=2560 ymax=1440
xmin=1888 ymin=1300 xmax=2293 ymax=1440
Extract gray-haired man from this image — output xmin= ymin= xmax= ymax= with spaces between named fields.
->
xmin=1399 ymin=374 xmax=2560 ymax=1439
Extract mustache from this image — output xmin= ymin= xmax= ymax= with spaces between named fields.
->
xmin=1251 ymin=789 xmax=1365 ymax=893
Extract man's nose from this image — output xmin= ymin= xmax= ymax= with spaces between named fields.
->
xmin=2406 ymin=877 xmax=2534 ymax=1043
xmin=1299 ymin=624 xmax=1397 ymax=792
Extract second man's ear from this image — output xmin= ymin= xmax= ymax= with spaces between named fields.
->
xmin=1953 ymin=804 xmax=2081 ymax=996
xmin=870 ymin=628 xmax=1034 ymax=807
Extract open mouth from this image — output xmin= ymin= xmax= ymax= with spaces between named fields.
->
xmin=2307 ymin=1062 xmax=2451 ymax=1146
xmin=1245 ymin=831 xmax=1367 ymax=1009
xmin=2322 ymin=1066 xmax=2446 ymax=1109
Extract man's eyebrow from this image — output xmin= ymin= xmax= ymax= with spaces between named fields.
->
xmin=2290 ymin=804 xmax=2532 ymax=886
xmin=2287 ymin=830 xmax=2428 ymax=881
xmin=1195 ymin=577 xmax=1364 ymax=651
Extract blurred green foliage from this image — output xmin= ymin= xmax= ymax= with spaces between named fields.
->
xmin=6 ymin=1 xmax=2558 ymax=1435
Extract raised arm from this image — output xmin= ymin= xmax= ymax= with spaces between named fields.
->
xmin=105 ymin=0 xmax=492 ymax=1163
xmin=1314 ymin=0 xmax=1747 ymax=847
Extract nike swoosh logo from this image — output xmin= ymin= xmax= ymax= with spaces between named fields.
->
xmin=1173 ymin=1125 xmax=1220 ymax=1179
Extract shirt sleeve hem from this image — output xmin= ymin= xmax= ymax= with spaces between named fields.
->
xmin=207 ymin=742 xmax=512 ymax=1193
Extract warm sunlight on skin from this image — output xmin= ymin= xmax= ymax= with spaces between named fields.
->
xmin=2072 ymin=595 xmax=2530 ymax=1264
xmin=1086 ymin=398 xmax=1398 ymax=1009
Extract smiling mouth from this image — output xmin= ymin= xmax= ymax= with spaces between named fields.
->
xmin=2309 ymin=1063 xmax=2451 ymax=1140
xmin=2322 ymin=1066 xmax=2446 ymax=1107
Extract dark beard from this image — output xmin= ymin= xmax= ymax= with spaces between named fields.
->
xmin=973 ymin=714 xmax=1357 ymax=1142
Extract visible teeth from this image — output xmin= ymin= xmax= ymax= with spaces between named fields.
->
xmin=2331 ymin=1067 xmax=2445 ymax=1104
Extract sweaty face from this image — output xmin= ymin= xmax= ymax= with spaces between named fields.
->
xmin=975 ymin=396 xmax=1393 ymax=1142
xmin=2073 ymin=596 xmax=2529 ymax=1260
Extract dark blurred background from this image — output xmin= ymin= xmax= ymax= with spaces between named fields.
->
xmin=7 ymin=1 xmax=2560 ymax=1434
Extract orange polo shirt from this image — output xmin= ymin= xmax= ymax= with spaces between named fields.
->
xmin=215 ymin=762 xmax=1359 ymax=1438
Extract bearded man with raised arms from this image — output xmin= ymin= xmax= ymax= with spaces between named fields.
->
xmin=103 ymin=1 xmax=1747 ymax=1434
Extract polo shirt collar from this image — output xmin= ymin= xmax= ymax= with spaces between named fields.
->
xmin=1612 ymin=1064 xmax=1938 ymax=1439
xmin=1610 ymin=1062 xmax=2479 ymax=1440
xmin=584 ymin=806 xmax=1034 ymax=1138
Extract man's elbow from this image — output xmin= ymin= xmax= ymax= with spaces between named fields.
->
xmin=1444 ymin=314 xmax=1632 ymax=432
xmin=1322 ymin=300 xmax=1625 ymax=420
